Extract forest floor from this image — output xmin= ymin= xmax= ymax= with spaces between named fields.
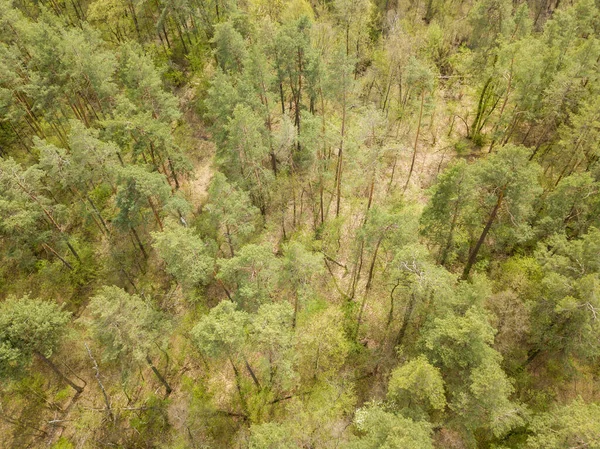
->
xmin=178 ymin=82 xmax=216 ymax=212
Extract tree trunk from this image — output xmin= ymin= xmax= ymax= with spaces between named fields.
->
xmin=355 ymin=237 xmax=383 ymax=338
xmin=35 ymin=351 xmax=83 ymax=394
xmin=243 ymin=356 xmax=261 ymax=389
xmin=461 ymin=187 xmax=505 ymax=280
xmin=85 ymin=344 xmax=114 ymax=423
xmin=470 ymin=77 xmax=493 ymax=138
xmin=131 ymin=227 xmax=148 ymax=259
xmin=147 ymin=197 xmax=164 ymax=231
xmin=41 ymin=243 xmax=73 ymax=270
xmin=146 ymin=355 xmax=172 ymax=397
xmin=404 ymin=90 xmax=425 ymax=192
xmin=396 ymin=293 xmax=416 ymax=347
xmin=439 ymin=195 xmax=462 ymax=266
xmin=335 ymin=68 xmax=347 ymax=218
xmin=386 ymin=280 xmax=401 ymax=332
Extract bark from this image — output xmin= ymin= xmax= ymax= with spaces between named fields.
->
xmin=229 ymin=357 xmax=247 ymax=413
xmin=147 ymin=197 xmax=164 ymax=231
xmin=355 ymin=237 xmax=383 ymax=338
xmin=243 ymin=357 xmax=261 ymax=389
xmin=335 ymin=75 xmax=347 ymax=218
xmin=470 ymin=77 xmax=493 ymax=138
xmin=386 ymin=280 xmax=401 ymax=331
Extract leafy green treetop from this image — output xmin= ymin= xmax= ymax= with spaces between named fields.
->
xmin=87 ymin=286 xmax=173 ymax=395
xmin=0 ymin=296 xmax=83 ymax=393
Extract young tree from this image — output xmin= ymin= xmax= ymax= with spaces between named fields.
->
xmin=0 ymin=157 xmax=82 ymax=267
xmin=279 ymin=241 xmax=324 ymax=326
xmin=525 ymin=228 xmax=600 ymax=370
xmin=190 ymin=301 xmax=253 ymax=413
xmin=421 ymin=160 xmax=476 ymax=268
xmin=114 ymin=165 xmax=172 ymax=258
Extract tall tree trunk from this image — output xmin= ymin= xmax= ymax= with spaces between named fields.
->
xmin=439 ymin=196 xmax=462 ymax=266
xmin=355 ymin=237 xmax=383 ymax=338
xmin=404 ymin=90 xmax=425 ymax=192
xmin=41 ymin=243 xmax=73 ymax=270
xmin=147 ymin=197 xmax=164 ymax=231
xmin=229 ymin=357 xmax=247 ymax=413
xmin=243 ymin=356 xmax=261 ymax=389
xmin=335 ymin=67 xmax=347 ymax=218
xmin=461 ymin=187 xmax=506 ymax=280
xmin=470 ymin=77 xmax=493 ymax=139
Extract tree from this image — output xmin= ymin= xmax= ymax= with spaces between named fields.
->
xmin=525 ymin=228 xmax=600 ymax=370
xmin=152 ymin=220 xmax=214 ymax=291
xmin=526 ymin=399 xmax=600 ymax=449
xmin=222 ymin=104 xmax=274 ymax=213
xmin=422 ymin=292 xmax=525 ymax=440
xmin=0 ymin=157 xmax=82 ymax=268
xmin=421 ymin=160 xmax=475 ymax=268
xmin=294 ymin=304 xmax=350 ymax=382
xmin=217 ymin=243 xmax=282 ymax=310
xmin=461 ymin=145 xmax=541 ymax=279
xmin=203 ymin=172 xmax=261 ymax=258
xmin=0 ymin=296 xmax=83 ymax=393
xmin=346 ymin=403 xmax=435 ymax=449
xmin=87 ymin=286 xmax=173 ymax=396
xmin=386 ymin=356 xmax=446 ymax=420
xmin=212 ymin=21 xmax=247 ymax=74
xmin=402 ymin=57 xmax=436 ymax=191
xmin=114 ymin=165 xmax=172 ymax=258
xmin=279 ymin=241 xmax=324 ymax=326
xmin=190 ymin=301 xmax=253 ymax=413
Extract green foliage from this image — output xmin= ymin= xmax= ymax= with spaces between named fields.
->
xmin=203 ymin=172 xmax=262 ymax=256
xmin=2 ymin=0 xmax=600 ymax=447
xmin=0 ymin=296 xmax=70 ymax=376
xmin=348 ymin=403 xmax=435 ymax=449
xmin=190 ymin=301 xmax=250 ymax=359
xmin=526 ymin=399 xmax=600 ymax=449
xmin=152 ymin=220 xmax=214 ymax=290
xmin=87 ymin=286 xmax=170 ymax=365
xmin=217 ymin=243 xmax=282 ymax=309
xmin=387 ymin=356 xmax=446 ymax=417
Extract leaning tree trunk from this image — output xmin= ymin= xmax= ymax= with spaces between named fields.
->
xmin=35 ymin=351 xmax=84 ymax=394
xmin=461 ymin=187 xmax=506 ymax=280
xmin=146 ymin=355 xmax=172 ymax=397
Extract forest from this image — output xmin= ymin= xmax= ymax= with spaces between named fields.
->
xmin=1 ymin=0 xmax=600 ymax=447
